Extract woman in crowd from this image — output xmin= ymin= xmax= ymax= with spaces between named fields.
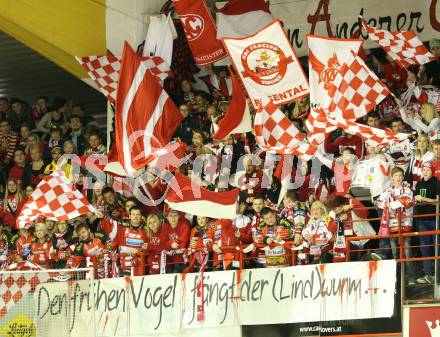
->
xmin=22 ymin=146 xmax=46 ymax=187
xmin=0 ymin=178 xmax=24 ymax=230
xmin=405 ymin=133 xmax=434 ymax=187
xmin=399 ymin=101 xmax=440 ymax=140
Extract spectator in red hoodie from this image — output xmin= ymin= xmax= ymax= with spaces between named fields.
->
xmin=162 ymin=210 xmax=191 ymax=273
xmin=1 ymin=178 xmax=24 ymax=230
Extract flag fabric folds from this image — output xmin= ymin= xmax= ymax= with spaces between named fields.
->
xmin=17 ymin=170 xmax=96 ymax=229
xmin=165 ymin=173 xmax=239 ymax=219
xmin=307 ymin=35 xmax=363 ymax=109
xmin=223 ymin=20 xmax=309 ymax=109
xmin=213 ymin=69 xmax=252 ymax=140
xmin=114 ymin=42 xmax=183 ymax=175
xmin=76 ymin=52 xmax=172 ymax=104
xmin=216 ymin=0 xmax=273 ymax=39
xmin=361 ymin=16 xmax=437 ymax=68
xmin=254 ymin=98 xmax=317 ymax=159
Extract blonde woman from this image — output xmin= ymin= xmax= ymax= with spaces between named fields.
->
xmin=399 ymin=102 xmax=440 ymax=140
xmin=301 ymin=201 xmax=337 ymax=264
xmin=28 ymin=222 xmax=52 ymax=268
xmin=406 ymin=133 xmax=434 ymax=187
xmin=92 ymin=181 xmax=106 ymax=211
xmin=1 ymin=178 xmax=24 ymax=230
xmin=145 ymin=214 xmax=165 ymax=275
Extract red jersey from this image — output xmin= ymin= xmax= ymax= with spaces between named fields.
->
xmin=239 ymin=170 xmax=265 ymax=198
xmin=12 ymin=233 xmax=33 ymax=260
xmin=29 ymin=239 xmax=52 ymax=268
xmin=207 ymin=219 xmax=240 ymax=269
xmin=325 ymin=134 xmax=364 ymax=159
xmin=109 ymin=225 xmax=148 ymax=275
xmin=8 ymin=166 xmax=25 ymax=184
xmin=161 ymin=219 xmax=190 ymax=266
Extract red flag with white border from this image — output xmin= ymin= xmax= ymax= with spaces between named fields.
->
xmin=114 ymin=42 xmax=183 ymax=176
xmin=172 ymin=0 xmax=227 ymax=65
xmin=165 ymin=173 xmax=239 ymax=219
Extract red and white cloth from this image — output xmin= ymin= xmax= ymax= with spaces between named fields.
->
xmin=165 ymin=173 xmax=239 ymax=220
xmin=223 ymin=20 xmax=309 ymax=109
xmin=307 ymin=35 xmax=363 ymax=109
xmin=16 ymin=170 xmax=96 ymax=229
xmin=325 ymin=51 xmax=391 ymax=120
xmin=76 ymin=52 xmax=171 ymax=104
xmin=213 ymin=69 xmax=252 ymax=140
xmin=114 ymin=42 xmax=183 ymax=175
xmin=361 ymin=16 xmax=437 ymax=68
xmin=216 ymin=0 xmax=273 ymax=39
xmin=0 ymin=263 xmax=51 ymax=319
xmin=172 ymin=0 xmax=227 ymax=65
xmin=254 ymin=98 xmax=317 ymax=159
xmin=76 ymin=52 xmax=120 ymax=103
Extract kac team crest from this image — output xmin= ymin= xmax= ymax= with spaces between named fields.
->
xmin=180 ymin=14 xmax=204 ymax=41
xmin=241 ymin=43 xmax=293 ymax=86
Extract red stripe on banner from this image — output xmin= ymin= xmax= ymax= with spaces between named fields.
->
xmin=167 ymin=173 xmax=239 ymax=205
xmin=216 ymin=0 xmax=270 ymax=14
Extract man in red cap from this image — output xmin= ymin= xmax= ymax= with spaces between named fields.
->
xmin=414 ymin=160 xmax=439 ymax=284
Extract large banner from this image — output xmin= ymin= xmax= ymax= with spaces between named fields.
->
xmin=223 ymin=20 xmax=309 ymax=109
xmin=32 ymin=260 xmax=397 ymax=336
xmin=270 ymin=0 xmax=440 ymax=57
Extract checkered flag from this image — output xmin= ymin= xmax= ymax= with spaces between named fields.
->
xmin=254 ymin=98 xmax=317 ymax=159
xmin=0 ymin=262 xmax=50 ymax=318
xmin=76 ymin=52 xmax=172 ymax=104
xmin=361 ymin=16 xmax=437 ymax=68
xmin=325 ymin=52 xmax=390 ymax=120
xmin=16 ymin=170 xmax=96 ymax=229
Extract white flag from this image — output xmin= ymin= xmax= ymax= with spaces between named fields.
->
xmin=307 ymin=35 xmax=363 ymax=109
xmin=223 ymin=20 xmax=309 ymax=109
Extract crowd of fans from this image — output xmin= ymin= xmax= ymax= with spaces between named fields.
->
xmin=0 ymin=40 xmax=438 ymax=285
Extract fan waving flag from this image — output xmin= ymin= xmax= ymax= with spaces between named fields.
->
xmin=115 ymin=42 xmax=183 ymax=175
xmin=16 ymin=170 xmax=96 ymax=229
xmin=361 ymin=16 xmax=437 ymax=68
xmin=254 ymin=98 xmax=317 ymax=159
xmin=223 ymin=20 xmax=309 ymax=109
xmin=165 ymin=173 xmax=239 ymax=219
xmin=213 ymin=69 xmax=252 ymax=140
xmin=172 ymin=0 xmax=227 ymax=65
xmin=76 ymin=52 xmax=172 ymax=104
xmin=216 ymin=0 xmax=273 ymax=39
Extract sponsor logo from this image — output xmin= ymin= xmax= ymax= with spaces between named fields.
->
xmin=241 ymin=43 xmax=293 ymax=86
xmin=180 ymin=14 xmax=204 ymax=41
xmin=0 ymin=314 xmax=36 ymax=337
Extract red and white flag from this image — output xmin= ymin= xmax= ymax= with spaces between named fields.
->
xmin=361 ymin=16 xmax=437 ymax=68
xmin=76 ymin=52 xmax=172 ymax=104
xmin=76 ymin=52 xmax=120 ymax=104
xmin=172 ymin=0 xmax=227 ymax=65
xmin=16 ymin=171 xmax=96 ymax=229
xmin=312 ymin=107 xmax=409 ymax=147
xmin=223 ymin=20 xmax=309 ymax=109
xmin=216 ymin=0 xmax=273 ymax=39
xmin=165 ymin=173 xmax=239 ymax=219
xmin=307 ymin=35 xmax=363 ymax=109
xmin=114 ymin=42 xmax=183 ymax=175
xmin=325 ymin=52 xmax=391 ymax=120
xmin=213 ymin=69 xmax=252 ymax=140
xmin=254 ymin=98 xmax=317 ymax=159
